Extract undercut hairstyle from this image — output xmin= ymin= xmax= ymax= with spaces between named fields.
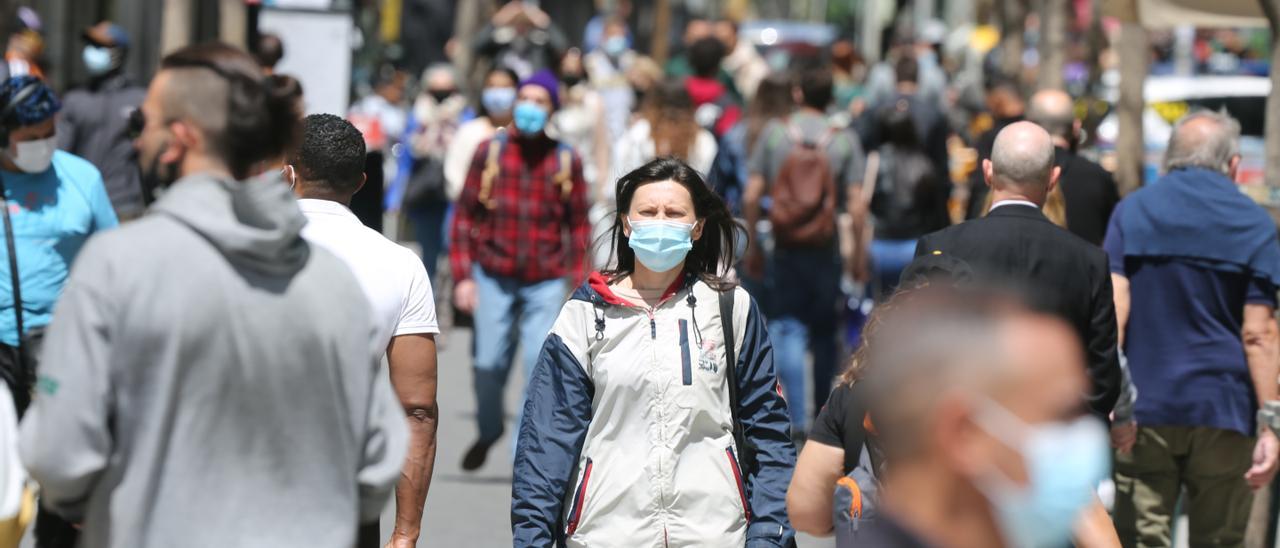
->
xmin=159 ymin=42 xmax=301 ymax=179
xmin=1163 ymin=110 xmax=1241 ymax=175
xmin=293 ymin=113 xmax=367 ymax=196
xmin=990 ymin=126 xmax=1055 ymax=187
xmin=0 ymin=76 xmax=59 ymax=126
xmin=688 ymin=36 xmax=727 ymax=79
xmin=253 ymin=34 xmax=284 ymax=70
xmin=862 ymin=287 xmax=1025 ymax=458
xmin=796 ymin=67 xmax=834 ymax=111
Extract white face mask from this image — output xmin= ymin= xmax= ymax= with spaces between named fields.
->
xmin=11 ymin=136 xmax=56 ymax=173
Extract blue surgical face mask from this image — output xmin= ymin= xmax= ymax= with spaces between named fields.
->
xmin=481 ymin=87 xmax=516 ymax=116
xmin=628 ymin=218 xmax=696 ymax=273
xmin=603 ymin=35 xmax=628 ymax=57
xmin=513 ymin=101 xmax=549 ymax=135
xmin=973 ymin=397 xmax=1110 ymax=548
xmin=83 ymin=45 xmax=113 ymax=76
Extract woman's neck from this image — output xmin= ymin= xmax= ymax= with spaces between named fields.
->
xmin=623 ymin=263 xmax=683 ymax=292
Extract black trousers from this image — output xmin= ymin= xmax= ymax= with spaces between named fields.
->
xmin=34 ymin=507 xmax=78 ymax=548
xmin=357 ymin=521 xmax=380 ymax=548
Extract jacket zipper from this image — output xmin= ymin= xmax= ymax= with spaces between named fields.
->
xmin=678 ymin=319 xmax=692 ymax=385
xmin=566 ymin=459 xmax=594 ymax=536
xmin=725 ymin=448 xmax=752 ymax=521
xmin=648 ymin=308 xmax=656 ymax=339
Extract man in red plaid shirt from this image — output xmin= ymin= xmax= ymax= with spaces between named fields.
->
xmin=449 ymin=69 xmax=590 ymax=471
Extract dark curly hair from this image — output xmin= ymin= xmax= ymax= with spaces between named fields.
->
xmin=0 ymin=76 xmax=60 ymax=127
xmin=603 ymin=157 xmax=739 ymax=290
xmin=292 ymin=113 xmax=367 ymax=195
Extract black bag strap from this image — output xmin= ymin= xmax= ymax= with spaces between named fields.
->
xmin=720 ymin=289 xmax=750 ymax=472
xmin=0 ymin=178 xmax=22 ymax=356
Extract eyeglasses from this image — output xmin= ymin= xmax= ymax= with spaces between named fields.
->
xmin=126 ymin=107 xmax=145 ymax=139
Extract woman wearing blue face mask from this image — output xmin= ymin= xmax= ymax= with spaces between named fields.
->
xmin=512 ymin=157 xmax=797 ymax=547
xmin=443 ymin=68 xmax=518 ymax=202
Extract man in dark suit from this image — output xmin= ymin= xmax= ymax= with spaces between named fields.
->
xmin=1027 ymin=89 xmax=1120 ymax=245
xmin=910 ymin=121 xmax=1121 ymax=420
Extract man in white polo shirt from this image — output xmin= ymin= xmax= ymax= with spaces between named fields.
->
xmin=288 ymin=113 xmax=439 ymax=548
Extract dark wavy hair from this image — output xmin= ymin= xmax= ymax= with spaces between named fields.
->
xmin=603 ymin=157 xmax=738 ymax=290
xmin=159 ymin=42 xmax=301 ymax=179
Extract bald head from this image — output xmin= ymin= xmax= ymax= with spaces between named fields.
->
xmin=1027 ymin=89 xmax=1074 ymax=140
xmin=988 ymin=121 xmax=1057 ymax=194
xmin=1164 ymin=111 xmax=1241 ymax=176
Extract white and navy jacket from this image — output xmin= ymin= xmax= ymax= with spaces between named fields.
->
xmin=512 ymin=273 xmax=797 ymax=547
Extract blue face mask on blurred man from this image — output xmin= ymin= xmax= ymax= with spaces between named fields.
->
xmin=481 ymin=87 xmax=516 ymax=116
xmin=513 ymin=101 xmax=548 ymax=135
xmin=83 ymin=45 xmax=114 ymax=76
xmin=973 ymin=397 xmax=1110 ymax=548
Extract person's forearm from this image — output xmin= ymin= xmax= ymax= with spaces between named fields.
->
xmin=386 ymin=335 xmax=440 ymax=543
xmin=392 ymin=404 xmax=438 ymax=541
xmin=1245 ymin=316 xmax=1280 ymax=407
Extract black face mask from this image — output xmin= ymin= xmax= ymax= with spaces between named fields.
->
xmin=427 ymin=89 xmax=455 ymax=104
xmin=562 ymin=74 xmax=584 ymax=88
xmin=138 ymin=139 xmax=179 ymax=205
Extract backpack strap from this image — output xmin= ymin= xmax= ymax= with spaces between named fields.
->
xmin=555 ymin=143 xmax=573 ymax=201
xmin=719 ymin=289 xmax=753 ymax=474
xmin=477 ymin=130 xmax=507 ymax=210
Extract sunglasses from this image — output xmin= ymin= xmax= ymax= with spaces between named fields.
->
xmin=126 ymin=107 xmax=145 ymax=140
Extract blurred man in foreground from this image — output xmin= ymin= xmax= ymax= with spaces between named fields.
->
xmin=1106 ymin=110 xmax=1280 ymax=547
xmin=19 ymin=43 xmax=407 ymax=548
xmin=856 ymin=289 xmax=1109 ymax=547
xmin=289 ymin=114 xmax=440 ymax=548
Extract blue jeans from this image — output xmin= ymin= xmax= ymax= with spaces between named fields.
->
xmin=869 ymin=238 xmax=918 ymax=300
xmin=766 ymin=246 xmax=841 ymax=432
xmin=409 ymin=202 xmax=449 ymax=281
xmin=471 ymin=265 xmax=567 ymax=442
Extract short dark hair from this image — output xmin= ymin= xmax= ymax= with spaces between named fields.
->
xmin=687 ymin=36 xmax=726 ymax=78
xmin=796 ymin=67 xmax=833 ymax=110
xmin=293 ymin=114 xmax=366 ymax=196
xmin=254 ymin=34 xmax=284 ymax=69
xmin=894 ymin=55 xmax=918 ymax=85
xmin=159 ymin=42 xmax=301 ymax=179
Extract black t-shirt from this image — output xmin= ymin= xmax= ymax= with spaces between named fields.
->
xmin=808 ymin=382 xmax=868 ymax=474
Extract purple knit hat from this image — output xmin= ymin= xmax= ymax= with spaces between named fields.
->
xmin=519 ymin=69 xmax=560 ymax=110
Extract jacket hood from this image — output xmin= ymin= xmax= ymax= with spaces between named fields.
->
xmin=151 ymin=171 xmax=309 ymax=276
xmin=572 ymin=271 xmax=691 ymax=307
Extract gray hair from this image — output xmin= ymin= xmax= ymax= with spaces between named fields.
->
xmin=990 ymin=122 xmax=1056 ymax=188
xmin=1163 ymin=110 xmax=1241 ymax=175
xmin=421 ymin=63 xmax=459 ymax=87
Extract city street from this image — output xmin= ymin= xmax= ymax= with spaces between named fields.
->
xmin=379 ymin=326 xmax=834 ymax=547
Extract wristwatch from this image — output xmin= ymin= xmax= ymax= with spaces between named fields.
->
xmin=1258 ymin=400 xmax=1280 ymax=436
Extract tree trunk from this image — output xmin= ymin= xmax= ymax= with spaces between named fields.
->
xmin=1037 ymin=0 xmax=1066 ymax=90
xmin=651 ymin=0 xmax=671 ymax=65
xmin=998 ymin=0 xmax=1026 ymax=79
xmin=1262 ymin=0 xmax=1280 ymax=208
xmin=1084 ymin=0 xmax=1106 ymax=93
xmin=1116 ymin=20 xmax=1146 ymax=194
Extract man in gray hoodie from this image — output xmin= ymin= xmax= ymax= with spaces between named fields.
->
xmin=18 ymin=42 xmax=408 ymax=548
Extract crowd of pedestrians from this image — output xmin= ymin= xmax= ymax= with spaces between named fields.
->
xmin=0 ymin=3 xmax=1272 ymax=548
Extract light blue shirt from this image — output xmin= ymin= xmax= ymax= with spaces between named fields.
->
xmin=0 ymin=150 xmax=117 ymax=345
